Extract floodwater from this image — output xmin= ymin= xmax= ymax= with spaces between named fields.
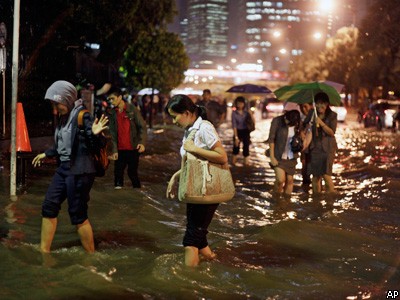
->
xmin=0 ymin=110 xmax=399 ymax=299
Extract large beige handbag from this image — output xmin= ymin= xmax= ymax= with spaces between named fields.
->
xmin=178 ymin=128 xmax=235 ymax=204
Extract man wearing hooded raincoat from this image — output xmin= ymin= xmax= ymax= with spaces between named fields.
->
xmin=32 ymin=80 xmax=109 ymax=253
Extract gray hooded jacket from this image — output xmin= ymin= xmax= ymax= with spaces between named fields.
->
xmin=44 ymin=80 xmax=101 ymax=175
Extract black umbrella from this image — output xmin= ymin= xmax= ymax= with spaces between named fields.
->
xmin=226 ymin=83 xmax=272 ymax=94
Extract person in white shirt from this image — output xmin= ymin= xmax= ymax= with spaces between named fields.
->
xmin=165 ymin=94 xmax=228 ymax=267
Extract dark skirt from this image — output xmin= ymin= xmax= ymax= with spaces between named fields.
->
xmin=308 ymin=143 xmax=334 ymax=177
xmin=277 ymin=158 xmax=297 ymax=175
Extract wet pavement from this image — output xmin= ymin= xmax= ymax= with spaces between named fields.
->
xmin=0 ymin=108 xmax=399 ymax=299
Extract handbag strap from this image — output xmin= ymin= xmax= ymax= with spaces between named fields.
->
xmin=184 ymin=125 xmax=212 ymax=195
xmin=200 ymin=160 xmax=212 ymax=195
xmin=186 ymin=128 xmax=197 ymax=141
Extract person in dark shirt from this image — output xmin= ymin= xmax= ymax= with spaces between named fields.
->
xmin=392 ymin=105 xmax=400 ymax=132
xmin=196 ymin=89 xmax=224 ymax=128
xmin=268 ymin=110 xmax=301 ymax=195
xmin=303 ymin=92 xmax=337 ymax=194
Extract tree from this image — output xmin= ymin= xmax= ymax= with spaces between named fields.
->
xmin=121 ymin=30 xmax=189 ymax=128
xmin=322 ymin=27 xmax=360 ymax=105
xmin=288 ymin=27 xmax=362 ymax=106
xmin=0 ymin=0 xmax=177 ymax=133
xmin=323 ymin=27 xmax=359 ymax=89
xmin=358 ymin=0 xmax=400 ymax=97
xmin=355 ymin=50 xmax=382 ymax=100
xmin=288 ymin=50 xmax=327 ymax=84
xmin=122 ymin=30 xmax=189 ymax=94
xmin=1 ymin=0 xmax=176 ymax=81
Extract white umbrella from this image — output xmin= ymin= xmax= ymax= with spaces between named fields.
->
xmin=137 ymin=88 xmax=159 ymax=95
xmin=320 ymin=80 xmax=344 ymax=93
xmin=283 ymin=101 xmax=300 ymax=112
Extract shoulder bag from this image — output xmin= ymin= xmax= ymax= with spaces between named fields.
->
xmin=178 ymin=127 xmax=235 ymax=204
xmin=290 ymin=130 xmax=304 ymax=153
xmin=245 ymin=111 xmax=255 ymax=132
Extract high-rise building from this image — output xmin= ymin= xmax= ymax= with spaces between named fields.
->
xmin=227 ymin=0 xmax=247 ymax=59
xmin=243 ymin=0 xmax=327 ymax=71
xmin=168 ymin=0 xmax=189 ymax=45
xmin=186 ymin=0 xmax=229 ymax=67
xmin=169 ymin=0 xmax=373 ymax=73
xmin=242 ymin=0 xmax=373 ymax=72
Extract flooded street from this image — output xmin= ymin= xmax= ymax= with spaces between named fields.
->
xmin=0 ymin=110 xmax=399 ymax=299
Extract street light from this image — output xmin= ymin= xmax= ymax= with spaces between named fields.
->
xmin=313 ymin=32 xmax=323 ymax=40
xmin=272 ymin=28 xmax=326 ymax=71
xmin=319 ymin=0 xmax=335 ymax=12
xmin=272 ymin=30 xmax=281 ymax=38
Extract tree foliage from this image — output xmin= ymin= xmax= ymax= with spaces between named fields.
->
xmin=288 ymin=0 xmax=400 ymax=102
xmin=288 ymin=51 xmax=327 ymax=84
xmin=288 ymin=27 xmax=358 ymax=87
xmin=358 ymin=0 xmax=400 ymax=96
xmin=323 ymin=27 xmax=359 ymax=93
xmin=1 ymin=0 xmax=176 ymax=84
xmin=122 ymin=30 xmax=189 ymax=93
xmin=0 ymin=0 xmax=177 ymax=125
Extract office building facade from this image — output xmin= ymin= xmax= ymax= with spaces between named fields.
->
xmin=244 ymin=0 xmax=326 ymax=71
xmin=243 ymin=0 xmax=372 ymax=71
xmin=186 ymin=0 xmax=229 ymax=67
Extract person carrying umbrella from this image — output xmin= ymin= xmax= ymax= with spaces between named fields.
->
xmin=299 ymin=102 xmax=313 ymax=185
xmin=274 ymin=82 xmax=341 ymax=194
xmin=303 ymin=92 xmax=337 ymax=194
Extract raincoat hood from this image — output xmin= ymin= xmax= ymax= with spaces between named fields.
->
xmin=45 ymin=80 xmax=77 ymax=111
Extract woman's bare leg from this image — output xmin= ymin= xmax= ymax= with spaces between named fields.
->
xmin=77 ymin=219 xmax=95 ymax=253
xmin=40 ymin=217 xmax=57 ymax=253
xmin=184 ymin=246 xmax=199 ymax=267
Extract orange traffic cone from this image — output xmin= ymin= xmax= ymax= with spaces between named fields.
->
xmin=16 ymin=102 xmax=32 ymax=152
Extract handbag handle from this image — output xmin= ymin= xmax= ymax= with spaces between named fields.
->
xmin=186 ymin=128 xmax=197 ymax=142
xmin=181 ymin=128 xmax=198 ymax=164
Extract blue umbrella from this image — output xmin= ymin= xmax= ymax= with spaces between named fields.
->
xmin=226 ymin=83 xmax=272 ymax=94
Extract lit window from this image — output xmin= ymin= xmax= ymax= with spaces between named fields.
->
xmin=247 ymin=14 xmax=262 ymax=21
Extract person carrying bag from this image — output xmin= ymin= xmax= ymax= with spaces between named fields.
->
xmin=179 ymin=128 xmax=235 ymax=204
xmin=165 ymin=94 xmax=234 ymax=267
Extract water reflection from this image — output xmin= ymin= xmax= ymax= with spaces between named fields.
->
xmin=0 ymin=114 xmax=399 ymax=298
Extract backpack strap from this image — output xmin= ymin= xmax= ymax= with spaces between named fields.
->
xmin=77 ymin=109 xmax=90 ymax=129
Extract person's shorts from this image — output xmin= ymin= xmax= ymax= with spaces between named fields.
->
xmin=276 ymin=158 xmax=297 ymax=175
xmin=42 ymin=162 xmax=95 ymax=225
